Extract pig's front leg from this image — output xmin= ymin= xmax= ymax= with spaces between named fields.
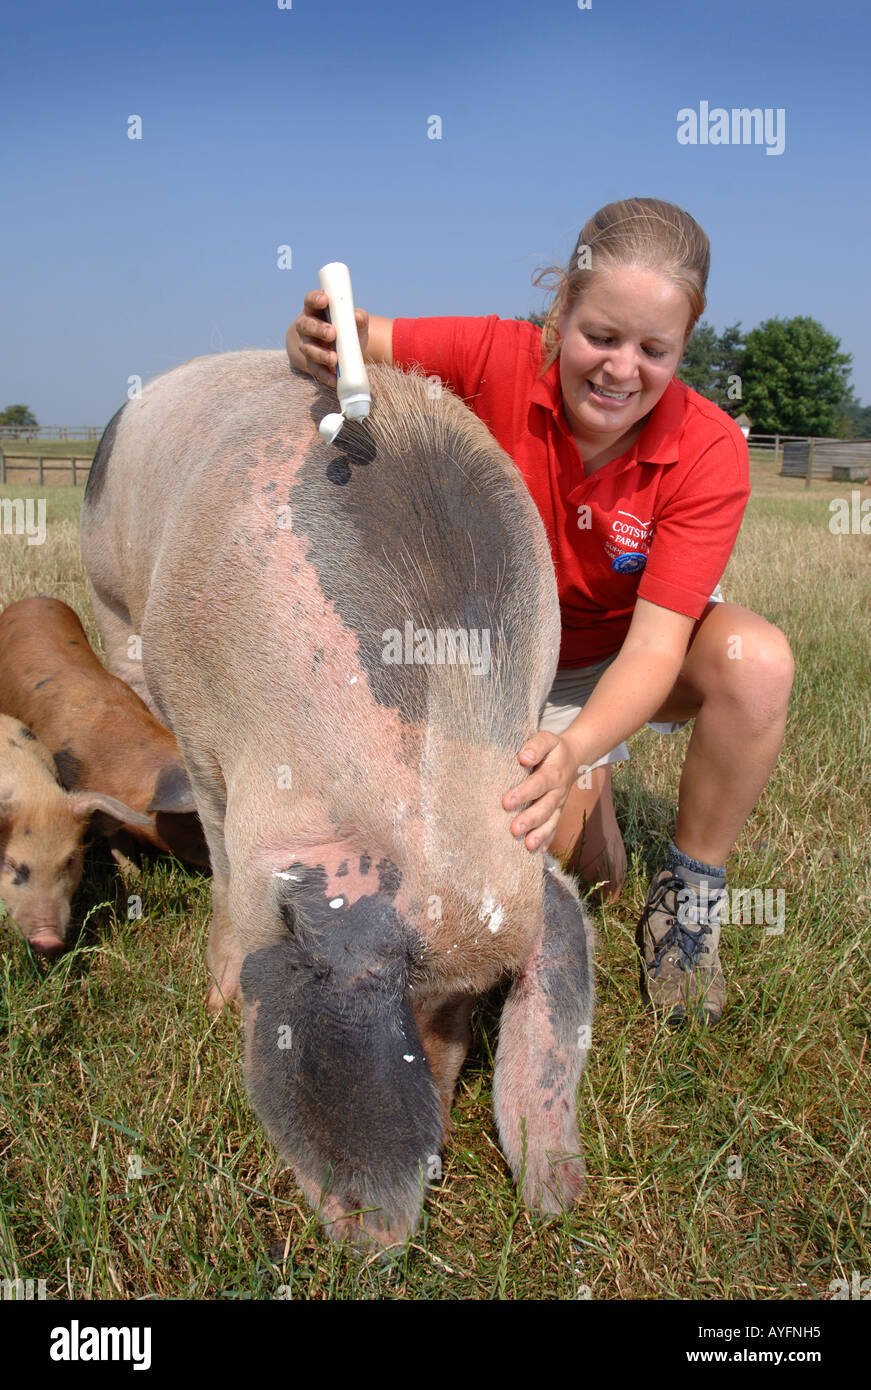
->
xmin=172 ymin=750 xmax=239 ymax=1014
xmin=493 ymin=859 xmax=594 ymax=1213
xmin=206 ymin=874 xmax=244 ymax=1013
xmin=411 ymin=992 xmax=475 ymax=1134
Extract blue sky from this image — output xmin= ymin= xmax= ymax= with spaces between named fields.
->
xmin=2 ymin=0 xmax=868 ymax=423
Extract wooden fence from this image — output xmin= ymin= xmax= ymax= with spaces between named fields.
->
xmin=749 ymin=434 xmax=871 ymax=486
xmin=0 ymin=449 xmax=93 ymax=485
xmin=0 ymin=426 xmax=100 ymax=441
xmin=780 ymin=438 xmax=871 ymax=484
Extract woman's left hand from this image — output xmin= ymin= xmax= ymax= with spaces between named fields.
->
xmin=502 ymin=731 xmax=582 ymax=853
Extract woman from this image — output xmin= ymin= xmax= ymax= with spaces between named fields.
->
xmin=286 ymin=197 xmax=795 ymax=1027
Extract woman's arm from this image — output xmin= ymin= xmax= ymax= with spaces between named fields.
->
xmin=560 ymin=598 xmax=695 ymax=772
xmin=286 ymin=289 xmax=393 ymax=385
xmin=502 ymin=598 xmax=695 ymax=851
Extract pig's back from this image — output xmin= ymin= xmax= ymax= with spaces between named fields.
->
xmin=83 ymin=351 xmax=561 ymax=841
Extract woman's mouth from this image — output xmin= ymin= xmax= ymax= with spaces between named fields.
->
xmin=587 ymin=380 xmax=637 ymax=405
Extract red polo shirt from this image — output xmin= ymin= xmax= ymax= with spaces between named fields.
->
xmin=392 ymin=314 xmax=750 ymax=666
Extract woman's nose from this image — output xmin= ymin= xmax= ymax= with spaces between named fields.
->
xmin=600 ymin=345 xmax=639 ymax=382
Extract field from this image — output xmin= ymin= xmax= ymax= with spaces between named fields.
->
xmin=0 ymin=460 xmax=869 ymax=1301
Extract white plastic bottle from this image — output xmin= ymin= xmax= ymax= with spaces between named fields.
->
xmin=317 ymin=262 xmax=371 ymax=442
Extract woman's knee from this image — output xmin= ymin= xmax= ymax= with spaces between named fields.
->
xmin=693 ymin=607 xmax=795 ymax=720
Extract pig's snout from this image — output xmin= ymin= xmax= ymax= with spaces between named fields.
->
xmin=10 ymin=898 xmax=72 ymax=954
xmin=240 ymin=866 xmax=442 ymax=1247
xmin=27 ymin=928 xmax=66 ymax=956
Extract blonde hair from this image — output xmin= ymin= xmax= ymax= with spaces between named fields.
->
xmin=533 ymin=198 xmax=710 ymax=373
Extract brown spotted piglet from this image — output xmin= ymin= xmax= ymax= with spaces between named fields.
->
xmin=0 ymin=713 xmax=153 ymax=953
xmin=0 ymin=597 xmax=208 ymax=869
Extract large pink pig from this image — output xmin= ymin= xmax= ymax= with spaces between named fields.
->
xmin=79 ymin=351 xmax=594 ymax=1248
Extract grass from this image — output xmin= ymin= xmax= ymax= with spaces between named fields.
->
xmin=0 ymin=461 xmax=869 ymax=1300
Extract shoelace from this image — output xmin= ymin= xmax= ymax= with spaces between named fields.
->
xmin=644 ymin=874 xmax=714 ymax=975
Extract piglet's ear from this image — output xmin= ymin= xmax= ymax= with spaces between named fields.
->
xmin=67 ymin=790 xmax=154 ymax=830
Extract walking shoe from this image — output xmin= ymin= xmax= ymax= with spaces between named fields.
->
xmin=636 ymin=868 xmax=727 ymax=1027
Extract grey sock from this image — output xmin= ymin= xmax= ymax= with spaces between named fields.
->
xmin=666 ymin=839 xmax=726 ymax=890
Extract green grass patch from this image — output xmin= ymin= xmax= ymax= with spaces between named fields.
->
xmin=0 ymin=460 xmax=868 ymax=1300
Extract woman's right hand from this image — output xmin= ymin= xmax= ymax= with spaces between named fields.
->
xmin=286 ymin=290 xmax=370 ymax=387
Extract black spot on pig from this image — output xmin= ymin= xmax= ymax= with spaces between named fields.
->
xmin=83 ymin=401 xmax=128 ymax=509
xmin=18 ymin=726 xmax=36 ymax=742
xmin=12 ymin=864 xmax=31 ymax=886
xmin=240 ymin=869 xmax=440 ymax=1238
xmin=377 ymin=858 xmax=401 ymax=896
xmin=336 ymin=860 xmax=348 ymax=877
xmin=289 ymin=398 xmax=544 ymax=744
xmin=53 ymin=747 xmax=84 ymax=789
xmin=359 ymin=852 xmax=371 ymax=876
xmin=7 ymin=740 xmax=21 ymax=750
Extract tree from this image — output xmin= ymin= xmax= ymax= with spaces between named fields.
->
xmin=711 ymin=322 xmax=745 ymax=414
xmin=679 ymin=321 xmax=745 ymax=414
xmin=678 ymin=320 xmax=719 ymax=396
xmin=739 ymin=317 xmax=853 ymax=435
xmin=837 ymin=399 xmax=871 ymax=439
xmin=0 ymin=404 xmax=38 ymax=435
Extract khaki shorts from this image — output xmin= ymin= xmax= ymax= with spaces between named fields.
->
xmin=539 ymin=585 xmax=725 ymax=769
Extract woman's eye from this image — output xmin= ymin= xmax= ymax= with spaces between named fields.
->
xmin=644 ymin=347 xmax=667 ymax=359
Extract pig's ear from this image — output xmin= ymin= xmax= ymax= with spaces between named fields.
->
xmin=147 ymin=763 xmax=197 ymax=815
xmin=67 ymin=790 xmax=154 ymax=830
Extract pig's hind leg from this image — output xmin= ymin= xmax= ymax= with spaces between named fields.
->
xmin=493 ymin=859 xmax=594 ymax=1214
xmin=87 ymin=586 xmax=163 ymax=719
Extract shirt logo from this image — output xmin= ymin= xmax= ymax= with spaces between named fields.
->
xmin=604 ymin=509 xmax=655 ymax=572
xmin=612 ymin=551 xmax=648 ymax=573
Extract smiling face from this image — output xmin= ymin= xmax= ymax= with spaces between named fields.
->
xmin=557 ymin=264 xmax=693 ymax=454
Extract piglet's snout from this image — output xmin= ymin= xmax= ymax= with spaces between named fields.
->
xmin=14 ymin=898 xmax=72 ymax=953
xmin=27 ymin=929 xmax=66 ymax=956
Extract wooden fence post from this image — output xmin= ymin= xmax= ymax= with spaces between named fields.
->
xmin=0 ymin=442 xmax=5 ymax=484
xmin=38 ymin=457 xmax=44 ymax=486
xmin=805 ymin=437 xmax=815 ymax=490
